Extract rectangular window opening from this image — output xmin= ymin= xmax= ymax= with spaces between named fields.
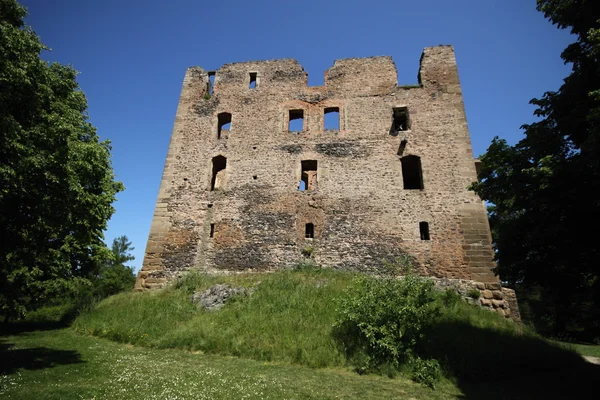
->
xmin=210 ymin=223 xmax=215 ymax=238
xmin=305 ymin=223 xmax=314 ymax=239
xmin=289 ymin=109 xmax=304 ymax=132
xmin=324 ymin=107 xmax=340 ymax=130
xmin=401 ymin=155 xmax=424 ymax=190
xmin=299 ymin=160 xmax=317 ymax=191
xmin=420 ymin=222 xmax=430 ymax=241
xmin=249 ymin=72 xmax=257 ymax=89
xmin=208 ymin=71 xmax=215 ymax=95
xmin=390 ymin=107 xmax=410 ymax=136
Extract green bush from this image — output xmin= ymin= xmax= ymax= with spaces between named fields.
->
xmin=410 ymin=357 xmax=441 ymax=389
xmin=333 ymin=273 xmax=439 ymax=374
xmin=467 ymin=288 xmax=481 ymax=299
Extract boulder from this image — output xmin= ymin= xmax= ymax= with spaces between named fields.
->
xmin=192 ymin=284 xmax=247 ymax=311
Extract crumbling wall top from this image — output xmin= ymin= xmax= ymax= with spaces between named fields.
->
xmin=185 ymin=45 xmax=460 ymax=95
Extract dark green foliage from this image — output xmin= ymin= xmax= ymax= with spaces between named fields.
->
xmin=410 ymin=357 xmax=441 ymax=389
xmin=419 ymin=297 xmax=587 ymax=384
xmin=0 ymin=0 xmax=123 ymax=321
xmin=470 ymin=0 xmax=600 ymax=341
xmin=332 ymin=273 xmax=439 ymax=377
xmin=91 ymin=236 xmax=136 ymax=299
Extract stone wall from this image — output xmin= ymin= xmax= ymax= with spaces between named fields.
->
xmin=431 ymin=278 xmax=521 ymax=321
xmin=136 ymin=45 xmax=499 ymax=291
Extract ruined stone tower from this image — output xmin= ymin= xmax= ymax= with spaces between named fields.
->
xmin=136 ymin=45 xmax=498 ymax=290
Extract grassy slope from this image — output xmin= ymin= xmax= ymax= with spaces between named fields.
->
xmin=73 ymin=268 xmax=352 ymax=367
xmin=8 ymin=268 xmax=600 ymax=399
xmin=0 ymin=327 xmax=459 ymax=400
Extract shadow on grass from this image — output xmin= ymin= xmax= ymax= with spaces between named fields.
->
xmin=0 ymin=341 xmax=83 ymax=375
xmin=421 ymin=320 xmax=600 ymax=399
xmin=0 ymin=321 xmax=69 ymax=337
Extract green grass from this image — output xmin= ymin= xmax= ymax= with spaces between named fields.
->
xmin=73 ymin=268 xmax=354 ymax=367
xmin=568 ymin=343 xmax=600 ymax=357
xmin=4 ymin=268 xmax=600 ymax=398
xmin=67 ymin=268 xmax=600 ymax=398
xmin=0 ymin=327 xmax=460 ymax=399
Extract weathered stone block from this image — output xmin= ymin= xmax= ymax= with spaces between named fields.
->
xmin=491 ymin=299 xmax=504 ymax=309
xmin=492 ymin=291 xmax=504 ymax=300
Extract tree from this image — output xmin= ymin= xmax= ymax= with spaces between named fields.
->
xmin=471 ymin=0 xmax=600 ymax=340
xmin=92 ymin=236 xmax=136 ymax=298
xmin=0 ymin=0 xmax=123 ymax=321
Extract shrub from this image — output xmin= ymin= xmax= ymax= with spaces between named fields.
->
xmin=467 ymin=288 xmax=481 ymax=299
xmin=410 ymin=357 xmax=441 ymax=389
xmin=333 ymin=272 xmax=439 ymax=375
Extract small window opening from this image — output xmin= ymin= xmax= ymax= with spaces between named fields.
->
xmin=217 ymin=112 xmax=232 ymax=139
xmin=397 ymin=139 xmax=407 ymax=156
xmin=253 ymin=175 xmax=257 ymax=180
xmin=210 ymin=155 xmax=227 ymax=191
xmin=210 ymin=223 xmax=215 ymax=238
xmin=207 ymin=203 xmax=213 ymax=208
xmin=390 ymin=107 xmax=410 ymax=136
xmin=289 ymin=109 xmax=304 ymax=132
xmin=419 ymin=222 xmax=430 ymax=241
xmin=305 ymin=223 xmax=314 ymax=239
xmin=252 ymin=146 xmax=257 ymax=150
xmin=249 ymin=72 xmax=257 ymax=89
xmin=401 ymin=155 xmax=423 ymax=190
xmin=324 ymin=107 xmax=340 ymax=130
xmin=299 ymin=160 xmax=317 ymax=191
xmin=207 ymin=71 xmax=215 ymax=95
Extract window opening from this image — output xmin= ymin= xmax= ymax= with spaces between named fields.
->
xmin=217 ymin=112 xmax=232 ymax=139
xmin=324 ymin=107 xmax=340 ymax=130
xmin=299 ymin=160 xmax=317 ymax=191
xmin=390 ymin=107 xmax=410 ymax=136
xmin=401 ymin=155 xmax=423 ymax=190
xmin=289 ymin=109 xmax=304 ymax=132
xmin=397 ymin=139 xmax=408 ymax=156
xmin=249 ymin=72 xmax=257 ymax=89
xmin=253 ymin=175 xmax=257 ymax=180
xmin=419 ymin=222 xmax=430 ymax=241
xmin=210 ymin=155 xmax=227 ymax=191
xmin=208 ymin=71 xmax=215 ymax=95
xmin=210 ymin=223 xmax=215 ymax=238
xmin=305 ymin=223 xmax=314 ymax=239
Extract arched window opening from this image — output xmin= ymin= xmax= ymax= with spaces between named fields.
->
xmin=217 ymin=112 xmax=232 ymax=139
xmin=210 ymin=155 xmax=227 ymax=191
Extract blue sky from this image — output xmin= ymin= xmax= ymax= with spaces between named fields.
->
xmin=21 ymin=0 xmax=573 ymax=272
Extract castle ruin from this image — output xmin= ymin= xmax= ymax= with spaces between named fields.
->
xmin=136 ymin=46 xmax=507 ymax=310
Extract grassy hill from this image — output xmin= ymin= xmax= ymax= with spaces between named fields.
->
xmin=2 ymin=267 xmax=599 ymax=399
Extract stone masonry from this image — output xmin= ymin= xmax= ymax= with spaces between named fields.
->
xmin=137 ymin=46 xmax=501 ymax=300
